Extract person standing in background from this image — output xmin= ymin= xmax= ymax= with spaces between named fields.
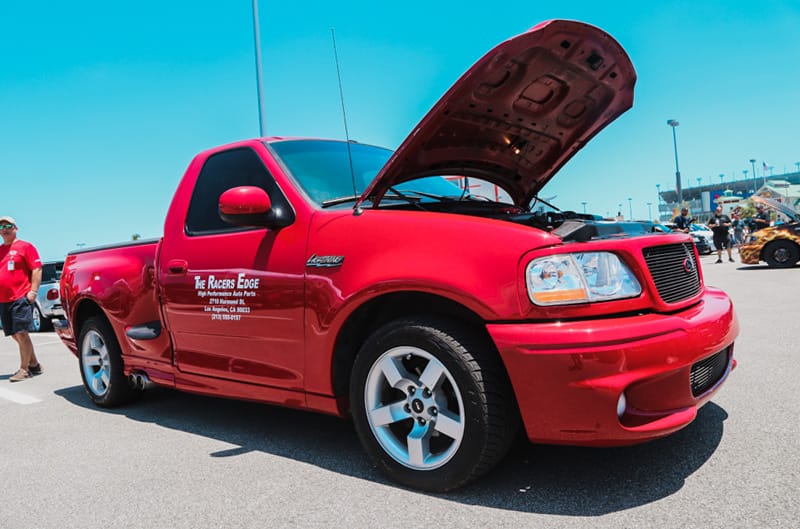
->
xmin=731 ymin=212 xmax=744 ymax=248
xmin=751 ymin=204 xmax=770 ymax=231
xmin=672 ymin=207 xmax=692 ymax=232
xmin=707 ymin=206 xmax=734 ymax=263
xmin=0 ymin=215 xmax=43 ymax=382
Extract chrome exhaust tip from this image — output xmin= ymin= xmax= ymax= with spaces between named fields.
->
xmin=129 ymin=372 xmax=153 ymax=390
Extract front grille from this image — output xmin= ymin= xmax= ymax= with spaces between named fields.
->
xmin=690 ymin=348 xmax=729 ymax=397
xmin=642 ymin=243 xmax=701 ymax=303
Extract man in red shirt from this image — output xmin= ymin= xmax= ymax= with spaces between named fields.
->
xmin=0 ymin=215 xmax=43 ymax=382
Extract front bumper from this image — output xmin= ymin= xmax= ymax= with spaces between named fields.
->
xmin=42 ymin=305 xmax=66 ymax=319
xmin=487 ymin=287 xmax=738 ymax=446
xmin=739 ymin=243 xmax=761 ymax=264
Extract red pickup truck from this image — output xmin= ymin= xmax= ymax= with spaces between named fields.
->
xmin=57 ymin=20 xmax=738 ymax=491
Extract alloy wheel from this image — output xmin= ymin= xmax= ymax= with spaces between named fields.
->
xmin=81 ymin=330 xmax=112 ymax=397
xmin=363 ymin=346 xmax=465 ymax=470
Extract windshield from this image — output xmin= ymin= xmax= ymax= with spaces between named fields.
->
xmin=268 ymin=139 xmax=465 ymax=207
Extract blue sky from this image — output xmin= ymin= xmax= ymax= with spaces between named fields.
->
xmin=3 ymin=1 xmax=800 ymax=260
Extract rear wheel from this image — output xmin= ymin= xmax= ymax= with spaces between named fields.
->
xmin=763 ymin=240 xmax=800 ymax=268
xmin=78 ymin=316 xmax=142 ymax=407
xmin=350 ymin=317 xmax=518 ymax=491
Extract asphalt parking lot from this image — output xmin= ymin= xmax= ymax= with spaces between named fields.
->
xmin=0 ymin=253 xmax=797 ymax=529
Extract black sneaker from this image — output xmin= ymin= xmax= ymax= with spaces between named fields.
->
xmin=729 ymin=258 xmax=734 ymax=262
xmin=715 ymin=259 xmax=722 ymax=264
xmin=28 ymin=363 xmax=43 ymax=376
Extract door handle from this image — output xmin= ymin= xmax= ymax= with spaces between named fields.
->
xmin=166 ymin=259 xmax=188 ymax=275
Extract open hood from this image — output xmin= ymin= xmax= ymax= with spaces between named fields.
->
xmin=752 ymin=195 xmax=799 ymax=222
xmin=360 ymin=20 xmax=636 ymax=208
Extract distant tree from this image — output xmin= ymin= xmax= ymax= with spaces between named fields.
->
xmin=132 ymin=233 xmax=141 ymax=241
xmin=739 ymin=203 xmax=755 ymax=219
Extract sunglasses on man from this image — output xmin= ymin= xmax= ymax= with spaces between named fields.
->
xmin=0 ymin=224 xmax=15 ymax=229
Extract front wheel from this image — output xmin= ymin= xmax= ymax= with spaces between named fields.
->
xmin=350 ymin=317 xmax=518 ymax=491
xmin=763 ymin=240 xmax=800 ymax=268
xmin=30 ymin=305 xmax=42 ymax=332
xmin=78 ymin=316 xmax=142 ymax=407
xmin=31 ymin=305 xmax=53 ymax=332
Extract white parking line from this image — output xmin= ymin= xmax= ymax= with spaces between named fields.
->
xmin=0 ymin=386 xmax=42 ymax=404
xmin=32 ymin=339 xmax=65 ymax=346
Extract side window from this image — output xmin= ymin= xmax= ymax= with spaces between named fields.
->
xmin=185 ymin=147 xmax=292 ymax=235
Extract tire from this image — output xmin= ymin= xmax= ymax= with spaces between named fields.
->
xmin=350 ymin=317 xmax=519 ymax=491
xmin=31 ymin=305 xmax=42 ymax=332
xmin=763 ymin=240 xmax=800 ymax=268
xmin=39 ymin=312 xmax=54 ymax=332
xmin=78 ymin=316 xmax=142 ymax=407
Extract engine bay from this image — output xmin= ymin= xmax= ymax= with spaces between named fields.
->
xmin=381 ymin=198 xmax=669 ymax=242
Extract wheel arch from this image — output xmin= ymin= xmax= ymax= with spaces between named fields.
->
xmin=74 ymin=304 xmax=143 ymax=407
xmin=72 ymin=298 xmax=112 ymax=341
xmin=330 ymin=291 xmax=503 ymax=399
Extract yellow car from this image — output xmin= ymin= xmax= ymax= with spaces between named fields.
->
xmin=739 ymin=196 xmax=800 ymax=268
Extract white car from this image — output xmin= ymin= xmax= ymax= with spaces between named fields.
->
xmin=689 ymin=223 xmax=716 ymax=252
xmin=32 ymin=260 xmax=64 ymax=332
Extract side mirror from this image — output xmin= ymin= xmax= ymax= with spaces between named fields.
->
xmin=218 ymin=186 xmax=273 ymax=227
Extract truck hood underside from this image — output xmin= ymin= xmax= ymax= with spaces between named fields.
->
xmin=361 ymin=19 xmax=636 ymax=207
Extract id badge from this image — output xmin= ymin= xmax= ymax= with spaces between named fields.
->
xmin=7 ymin=260 xmax=14 ymax=271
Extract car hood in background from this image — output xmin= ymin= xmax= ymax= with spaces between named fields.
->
xmin=752 ymin=195 xmax=799 ymax=222
xmin=360 ymin=19 xmax=636 ymax=207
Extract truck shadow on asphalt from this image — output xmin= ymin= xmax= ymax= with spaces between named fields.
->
xmin=55 ymin=384 xmax=727 ymax=515
xmin=733 ymin=264 xmax=799 ymax=270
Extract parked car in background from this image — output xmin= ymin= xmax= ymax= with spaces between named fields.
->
xmin=689 ymin=231 xmax=712 ymax=254
xmin=689 ymin=223 xmax=716 ymax=254
xmin=664 ymin=222 xmax=711 ymax=254
xmin=32 ymin=260 xmax=64 ymax=332
xmin=740 ymin=196 xmax=800 ymax=268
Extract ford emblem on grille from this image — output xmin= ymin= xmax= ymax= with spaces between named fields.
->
xmin=683 ymin=257 xmax=695 ymax=273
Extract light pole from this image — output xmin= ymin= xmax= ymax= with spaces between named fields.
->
xmin=628 ymin=197 xmax=633 ymax=220
xmin=252 ymin=0 xmax=267 ymax=136
xmin=581 ymin=201 xmax=588 ymax=214
xmin=647 ymin=202 xmax=653 ymax=220
xmin=618 ymin=203 xmax=623 ymax=219
xmin=667 ymin=119 xmax=682 ymax=205
xmin=749 ymin=158 xmax=757 ymax=192
xmin=696 ymin=177 xmax=702 ymax=187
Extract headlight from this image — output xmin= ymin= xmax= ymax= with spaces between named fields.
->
xmin=526 ymin=252 xmax=642 ymax=305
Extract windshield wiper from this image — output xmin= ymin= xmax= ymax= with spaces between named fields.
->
xmin=388 ymin=187 xmax=423 ymax=203
xmin=321 ymin=195 xmax=360 ymax=208
xmin=396 ymin=189 xmax=460 ymax=202
xmin=529 ymin=194 xmax=562 ymax=212
xmin=321 ymin=192 xmax=420 ymax=209
xmin=392 ymin=189 xmax=475 ymax=202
